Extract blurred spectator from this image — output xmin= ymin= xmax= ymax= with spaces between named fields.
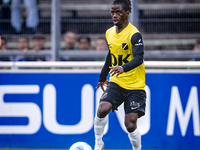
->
xmin=96 ymin=37 xmax=108 ymax=51
xmin=95 ymin=37 xmax=108 ymax=62
xmin=0 ymin=30 xmax=10 ymax=61
xmin=62 ymin=31 xmax=78 ymax=50
xmin=193 ymin=38 xmax=200 ymax=52
xmin=0 ymin=30 xmax=10 ymax=62
xmin=27 ymin=34 xmax=50 ymax=61
xmin=16 ymin=36 xmax=29 ymax=52
xmin=0 ymin=29 xmax=2 ymax=49
xmin=78 ymin=36 xmax=91 ymax=50
xmin=192 ymin=38 xmax=200 ymax=61
xmin=11 ymin=0 xmax=38 ymax=34
xmin=70 ymin=36 xmax=94 ymax=62
xmin=1 ymin=37 xmax=8 ymax=51
xmin=32 ymin=34 xmax=45 ymax=51
xmin=10 ymin=36 xmax=29 ymax=61
xmin=0 ymin=35 xmax=10 ymax=68
xmin=60 ymin=31 xmax=77 ymax=61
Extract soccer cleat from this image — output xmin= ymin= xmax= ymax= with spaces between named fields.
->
xmin=94 ymin=142 xmax=104 ymax=150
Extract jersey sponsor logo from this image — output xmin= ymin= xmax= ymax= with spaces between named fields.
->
xmin=122 ymin=43 xmax=128 ymax=50
xmin=111 ymin=53 xmax=131 ymax=66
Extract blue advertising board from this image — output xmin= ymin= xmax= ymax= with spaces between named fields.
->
xmin=0 ymin=71 xmax=200 ymax=149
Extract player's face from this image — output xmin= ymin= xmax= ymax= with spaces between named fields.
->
xmin=111 ymin=4 xmax=128 ymax=26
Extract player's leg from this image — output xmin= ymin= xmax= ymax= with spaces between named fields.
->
xmin=94 ymin=82 xmax=122 ymax=150
xmin=94 ymin=101 xmax=112 ymax=150
xmin=125 ymin=113 xmax=141 ymax=150
xmin=124 ymin=90 xmax=146 ymax=150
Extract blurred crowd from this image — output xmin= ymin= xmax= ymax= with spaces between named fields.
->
xmin=0 ymin=30 xmax=109 ymax=62
xmin=0 ymin=0 xmax=109 ymax=62
xmin=1 ymin=29 xmax=200 ymax=62
xmin=0 ymin=0 xmax=200 ymax=63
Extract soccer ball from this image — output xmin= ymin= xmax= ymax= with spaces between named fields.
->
xmin=69 ymin=142 xmax=92 ymax=150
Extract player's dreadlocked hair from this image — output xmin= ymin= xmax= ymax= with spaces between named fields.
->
xmin=112 ymin=0 xmax=132 ymax=13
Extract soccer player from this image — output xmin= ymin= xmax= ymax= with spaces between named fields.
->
xmin=94 ymin=0 xmax=146 ymax=150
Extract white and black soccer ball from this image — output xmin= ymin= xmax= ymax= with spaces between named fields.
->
xmin=69 ymin=142 xmax=92 ymax=150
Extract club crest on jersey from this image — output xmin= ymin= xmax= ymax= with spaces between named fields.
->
xmin=122 ymin=43 xmax=128 ymax=50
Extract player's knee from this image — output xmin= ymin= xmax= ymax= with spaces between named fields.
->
xmin=125 ymin=113 xmax=138 ymax=132
xmin=97 ymin=101 xmax=112 ymax=118
xmin=125 ymin=117 xmax=137 ymax=133
xmin=126 ymin=124 xmax=137 ymax=132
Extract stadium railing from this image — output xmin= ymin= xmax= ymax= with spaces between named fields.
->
xmin=0 ymin=61 xmax=200 ymax=70
xmin=1 ymin=50 xmax=200 ymax=60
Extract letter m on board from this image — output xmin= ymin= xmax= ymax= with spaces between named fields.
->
xmin=166 ymin=86 xmax=200 ymax=136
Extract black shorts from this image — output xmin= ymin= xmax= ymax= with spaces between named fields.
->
xmin=100 ymin=82 xmax=146 ymax=118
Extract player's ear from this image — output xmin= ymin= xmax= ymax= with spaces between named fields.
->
xmin=126 ymin=11 xmax=130 ymax=15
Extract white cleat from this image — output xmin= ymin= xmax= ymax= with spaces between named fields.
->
xmin=94 ymin=142 xmax=104 ymax=150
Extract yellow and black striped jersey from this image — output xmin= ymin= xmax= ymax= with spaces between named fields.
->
xmin=100 ymin=22 xmax=145 ymax=90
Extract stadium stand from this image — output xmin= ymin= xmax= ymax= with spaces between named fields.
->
xmin=0 ymin=0 xmax=200 ymax=61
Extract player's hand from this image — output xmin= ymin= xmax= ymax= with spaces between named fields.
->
xmin=109 ymin=66 xmax=124 ymax=77
xmin=96 ymin=80 xmax=108 ymax=92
